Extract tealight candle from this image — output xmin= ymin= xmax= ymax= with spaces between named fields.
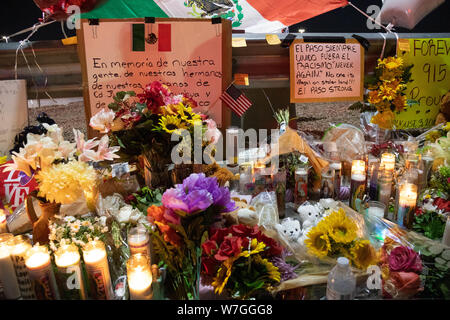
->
xmin=0 ymin=234 xmax=20 ymax=299
xmin=0 ymin=209 xmax=7 ymax=233
xmin=380 ymin=153 xmax=396 ymax=172
xmin=25 ymin=245 xmax=59 ymax=300
xmin=350 ymin=160 xmax=367 ymax=211
xmin=396 ymin=183 xmax=418 ymax=228
xmin=128 ymin=226 xmax=151 ymax=262
xmin=82 ymin=241 xmax=114 ymax=300
xmin=10 ymin=235 xmax=35 ymax=299
xmin=54 ymin=244 xmax=87 ymax=300
xmin=127 ymin=254 xmax=153 ymax=300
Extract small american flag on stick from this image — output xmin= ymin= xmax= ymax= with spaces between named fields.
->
xmin=220 ymin=84 xmax=253 ymax=117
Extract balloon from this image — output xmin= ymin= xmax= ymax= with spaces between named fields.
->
xmin=378 ymin=0 xmax=445 ymax=29
xmin=33 ymin=0 xmax=98 ymax=21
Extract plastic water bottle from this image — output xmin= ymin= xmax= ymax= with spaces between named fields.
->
xmin=326 ymin=257 xmax=356 ymax=300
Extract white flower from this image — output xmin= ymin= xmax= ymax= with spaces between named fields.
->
xmin=64 ymin=216 xmax=76 ymax=223
xmin=101 ymin=227 xmax=109 ymax=233
xmin=99 ymin=216 xmax=108 ymax=227
xmin=94 ymin=236 xmax=99 ymax=241
xmin=89 ymin=108 xmax=116 ymax=133
xmin=71 ymin=222 xmax=81 ymax=233
xmin=42 ymin=123 xmax=64 ymax=145
xmin=81 ymin=220 xmax=91 ymax=227
xmin=116 ymin=206 xmax=133 ymax=224
xmin=423 ymin=202 xmax=437 ymax=212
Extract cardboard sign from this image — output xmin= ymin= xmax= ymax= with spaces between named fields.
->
xmin=0 ymin=161 xmax=37 ymax=212
xmin=290 ymin=39 xmax=364 ymax=103
xmin=77 ymin=18 xmax=232 ymax=137
xmin=395 ymin=38 xmax=450 ymax=129
xmin=0 ymin=80 xmax=28 ymax=158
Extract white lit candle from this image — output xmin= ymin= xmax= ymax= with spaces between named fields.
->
xmin=25 ymin=244 xmax=60 ymax=300
xmin=0 ymin=209 xmax=7 ymax=233
xmin=128 ymin=226 xmax=151 ymax=261
xmin=82 ymin=241 xmax=113 ymax=300
xmin=0 ymin=234 xmax=20 ymax=300
xmin=10 ymin=235 xmax=35 ymax=299
xmin=350 ymin=160 xmax=366 ymax=211
xmin=396 ymin=183 xmax=418 ymax=228
xmin=127 ymin=254 xmax=153 ymax=300
xmin=54 ymin=244 xmax=87 ymax=300
xmin=380 ymin=153 xmax=396 ymax=172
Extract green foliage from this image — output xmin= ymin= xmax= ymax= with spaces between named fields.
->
xmin=413 ymin=211 xmax=446 ymax=240
xmin=129 ymin=187 xmax=163 ymax=213
xmin=430 ymin=166 xmax=450 ymax=194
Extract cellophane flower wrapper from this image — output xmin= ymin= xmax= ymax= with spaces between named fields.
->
xmin=274 ymin=203 xmax=372 ymax=291
xmin=365 ymin=214 xmax=450 ymax=299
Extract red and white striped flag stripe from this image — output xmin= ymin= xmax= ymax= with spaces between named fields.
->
xmin=220 ymin=84 xmax=253 ymax=117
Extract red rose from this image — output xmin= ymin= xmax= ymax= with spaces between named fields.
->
xmin=124 ymin=194 xmax=137 ymax=204
xmin=202 ymin=256 xmax=218 ymax=276
xmin=434 ymin=197 xmax=450 ymax=213
xmin=210 ymin=228 xmax=230 ymax=243
xmin=230 ymin=224 xmax=259 ymax=238
xmin=383 ymin=272 xmax=423 ymax=299
xmin=414 ymin=207 xmax=424 ymax=216
xmin=202 ymin=240 xmax=218 ymax=256
xmin=257 ymin=233 xmax=283 ymax=256
xmin=388 ymin=246 xmax=423 ymax=273
xmin=214 ymin=236 xmax=242 ymax=261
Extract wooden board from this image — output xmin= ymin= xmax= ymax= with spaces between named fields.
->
xmin=290 ymin=39 xmax=364 ymax=103
xmin=77 ymin=18 xmax=232 ymax=138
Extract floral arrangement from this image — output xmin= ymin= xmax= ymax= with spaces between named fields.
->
xmin=304 ymin=209 xmax=378 ymax=270
xmin=89 ymin=82 xmax=221 ymax=182
xmin=48 ymin=215 xmax=108 ymax=252
xmin=146 ymin=173 xmax=236 ymax=299
xmin=413 ymin=189 xmax=450 ymax=240
xmin=369 ymin=141 xmax=404 ymax=158
xmin=430 ymin=165 xmax=450 ymax=194
xmin=3 ymin=116 xmax=118 ymax=205
xmin=379 ymin=237 xmax=423 ymax=299
xmin=349 ymin=56 xmax=414 ymax=129
xmin=425 ymin=122 xmax=450 ymax=143
xmin=429 ymin=132 xmax=450 ymax=167
xmin=201 ymin=224 xmax=283 ymax=299
xmin=125 ymin=186 xmax=163 ymax=213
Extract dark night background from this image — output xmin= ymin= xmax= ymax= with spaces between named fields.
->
xmin=0 ymin=0 xmax=450 ymax=41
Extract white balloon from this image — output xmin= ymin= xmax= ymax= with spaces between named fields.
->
xmin=378 ymin=0 xmax=445 ymax=29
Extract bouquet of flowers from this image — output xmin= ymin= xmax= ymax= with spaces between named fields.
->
xmin=413 ymin=189 xmax=449 ymax=240
xmin=89 ymin=81 xmax=221 ymax=188
xmin=349 ymin=56 xmax=415 ymax=129
xmin=201 ymin=224 xmax=284 ymax=299
xmin=146 ymin=173 xmax=236 ymax=299
xmin=304 ymin=208 xmax=378 ymax=270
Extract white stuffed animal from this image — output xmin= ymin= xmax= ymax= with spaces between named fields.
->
xmin=297 ymin=204 xmax=321 ymax=224
xmin=276 ymin=218 xmax=302 ymax=243
xmin=318 ymin=198 xmax=339 ymax=217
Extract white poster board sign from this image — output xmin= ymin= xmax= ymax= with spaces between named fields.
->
xmin=0 ymin=80 xmax=28 ymax=158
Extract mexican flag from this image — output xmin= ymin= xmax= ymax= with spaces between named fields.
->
xmin=82 ymin=0 xmax=348 ymax=32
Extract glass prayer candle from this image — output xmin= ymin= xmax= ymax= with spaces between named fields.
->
xmin=0 ymin=235 xmax=20 ymax=300
xmin=330 ymin=161 xmax=342 ymax=200
xmin=128 ymin=226 xmax=152 ymax=263
xmin=273 ymin=168 xmax=286 ymax=218
xmin=127 ymin=254 xmax=153 ymax=300
xmin=54 ymin=243 xmax=87 ymax=300
xmin=0 ymin=209 xmax=7 ymax=233
xmin=377 ymin=165 xmax=392 ymax=215
xmin=421 ymin=150 xmax=434 ymax=190
xmin=294 ymin=164 xmax=309 ymax=204
xmin=442 ymin=216 xmax=450 ymax=247
xmin=350 ymin=160 xmax=367 ymax=211
xmin=226 ymin=127 xmax=239 ymax=166
xmin=395 ymin=183 xmax=418 ymax=228
xmin=368 ymin=159 xmax=380 ymax=201
xmin=82 ymin=241 xmax=114 ymax=300
xmin=320 ymin=167 xmax=335 ymax=199
xmin=10 ymin=235 xmax=35 ymax=299
xmin=239 ymin=162 xmax=253 ymax=195
xmin=24 ymin=245 xmax=59 ymax=300
xmin=380 ymin=153 xmax=396 ymax=172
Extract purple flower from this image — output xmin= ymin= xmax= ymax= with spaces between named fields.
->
xmin=162 ymin=173 xmax=236 ymax=215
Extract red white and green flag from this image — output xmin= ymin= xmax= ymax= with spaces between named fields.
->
xmin=82 ymin=0 xmax=349 ymax=32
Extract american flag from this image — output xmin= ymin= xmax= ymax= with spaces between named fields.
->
xmin=220 ymin=84 xmax=253 ymax=117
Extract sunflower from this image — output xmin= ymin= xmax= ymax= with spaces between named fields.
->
xmin=178 ymin=105 xmax=202 ymax=124
xmin=253 ymin=255 xmax=281 ymax=282
xmin=371 ymin=110 xmax=395 ymax=130
xmin=350 ymin=240 xmax=378 ymax=270
xmin=161 ymin=103 xmax=181 ymax=116
xmin=212 ymin=256 xmax=237 ymax=295
xmin=159 ymin=115 xmax=187 ymax=134
xmin=304 ymin=226 xmax=331 ymax=258
xmin=326 ymin=209 xmax=357 ymax=244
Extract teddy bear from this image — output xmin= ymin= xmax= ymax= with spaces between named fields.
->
xmin=435 ymin=90 xmax=450 ymax=125
xmin=318 ymin=198 xmax=339 ymax=217
xmin=297 ymin=204 xmax=321 ymax=225
xmin=237 ymin=206 xmax=258 ymax=226
xmin=276 ymin=218 xmax=302 ymax=243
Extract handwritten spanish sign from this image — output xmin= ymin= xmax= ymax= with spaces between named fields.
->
xmin=78 ymin=19 xmax=231 ymax=134
xmin=0 ymin=80 xmax=28 ymax=157
xmin=290 ymin=39 xmax=364 ymax=103
xmin=395 ymin=38 xmax=450 ymax=129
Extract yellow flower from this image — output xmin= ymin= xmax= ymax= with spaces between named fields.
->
xmin=178 ymin=106 xmax=202 ymax=124
xmin=240 ymin=238 xmax=266 ymax=258
xmin=161 ymin=103 xmax=182 ymax=116
xmin=212 ymin=256 xmax=238 ymax=295
xmin=36 ymin=160 xmax=97 ymax=204
xmin=350 ymin=240 xmax=378 ymax=270
xmin=378 ymin=56 xmax=403 ymax=70
xmin=0 ymin=156 xmax=7 ymax=165
xmin=325 ymin=208 xmax=357 ymax=244
xmin=253 ymin=255 xmax=281 ymax=282
xmin=443 ymin=122 xmax=450 ymax=131
xmin=158 ymin=115 xmax=187 ymax=134
xmin=392 ymin=94 xmax=407 ymax=112
xmin=305 ymin=226 xmax=331 ymax=258
xmin=371 ymin=110 xmax=395 ymax=130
